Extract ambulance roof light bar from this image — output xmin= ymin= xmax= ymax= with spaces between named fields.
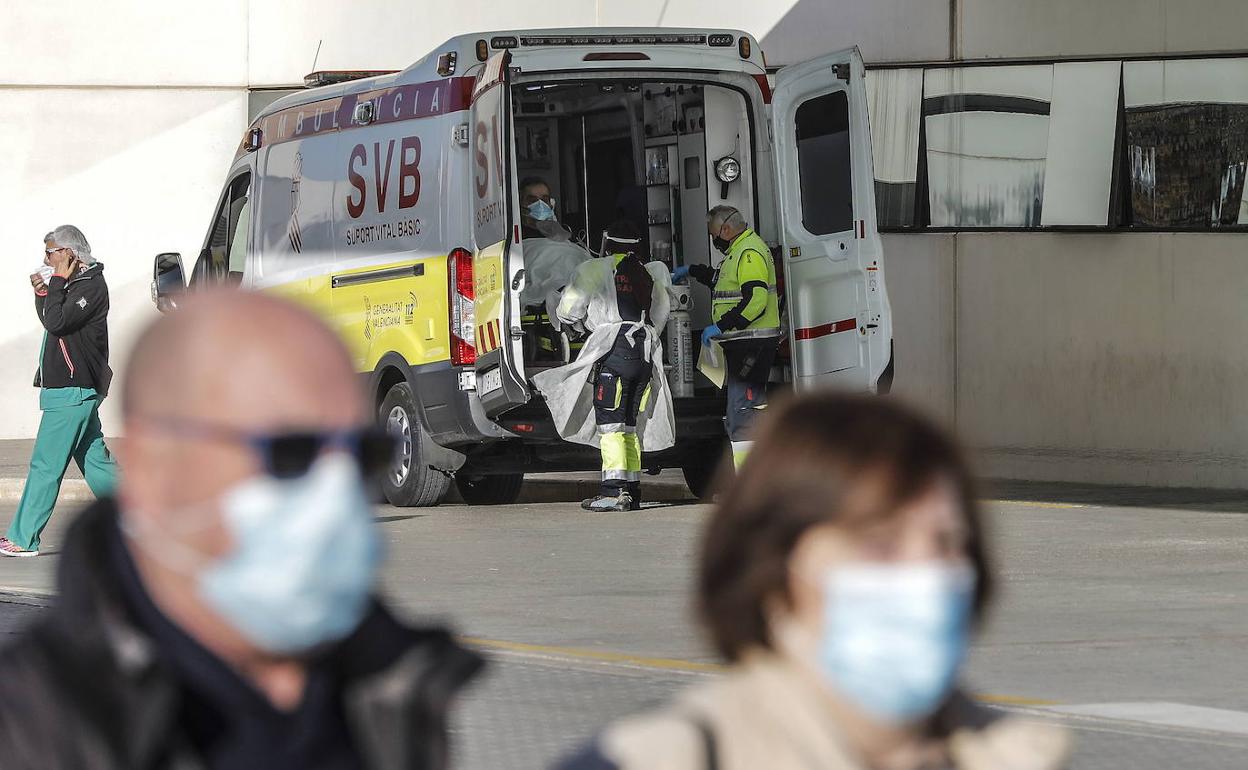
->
xmin=489 ymin=33 xmax=744 ymax=50
xmin=303 ymin=70 xmax=398 ymax=88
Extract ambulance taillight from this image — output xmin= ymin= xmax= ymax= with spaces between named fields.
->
xmin=448 ymin=248 xmax=476 ymax=366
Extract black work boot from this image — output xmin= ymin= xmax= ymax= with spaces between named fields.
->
xmin=625 ymin=481 xmax=643 ymax=511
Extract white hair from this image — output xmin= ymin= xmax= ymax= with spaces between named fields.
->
xmin=707 ymin=205 xmax=747 ymax=234
xmin=45 ymin=225 xmax=94 ymax=265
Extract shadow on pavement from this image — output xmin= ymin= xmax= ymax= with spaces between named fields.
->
xmin=983 ymin=478 xmax=1248 ymax=513
xmin=375 ymin=514 xmax=427 ymax=524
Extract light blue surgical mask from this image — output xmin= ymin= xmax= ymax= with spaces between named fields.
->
xmin=200 ymin=453 xmax=381 ymax=653
xmin=818 ymin=562 xmax=975 ymax=723
xmin=126 ymin=454 xmax=381 ymax=654
xmin=528 ymin=199 xmax=556 ymax=221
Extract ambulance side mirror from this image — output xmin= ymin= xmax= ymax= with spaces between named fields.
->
xmin=151 ymin=252 xmax=186 ymax=314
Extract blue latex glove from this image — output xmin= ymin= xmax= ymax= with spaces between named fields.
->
xmin=701 ymin=324 xmax=722 ymax=347
xmin=672 ymin=265 xmax=691 ymax=283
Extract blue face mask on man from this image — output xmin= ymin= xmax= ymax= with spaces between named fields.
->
xmin=126 ymin=453 xmax=381 ymax=654
xmin=817 ymin=562 xmax=975 ymax=722
xmin=528 ymin=199 xmax=556 ymax=222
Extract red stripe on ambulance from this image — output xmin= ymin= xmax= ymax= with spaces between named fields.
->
xmin=794 ymin=318 xmax=857 ymax=341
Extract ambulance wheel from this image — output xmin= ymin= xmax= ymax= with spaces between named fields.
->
xmin=682 ymin=445 xmax=730 ymax=501
xmin=380 ymin=383 xmax=452 ymax=508
xmin=455 ymin=472 xmax=525 ymax=505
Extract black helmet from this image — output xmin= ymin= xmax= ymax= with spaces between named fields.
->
xmin=603 ymin=219 xmax=643 ymax=256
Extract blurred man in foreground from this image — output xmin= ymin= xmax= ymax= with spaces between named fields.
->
xmin=0 ymin=292 xmax=482 ymax=769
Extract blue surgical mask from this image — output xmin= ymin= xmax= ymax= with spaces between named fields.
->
xmin=528 ymin=199 xmax=556 ymax=222
xmin=127 ymin=454 xmax=381 ymax=654
xmin=201 ymin=454 xmax=381 ymax=653
xmin=818 ymin=562 xmax=975 ymax=722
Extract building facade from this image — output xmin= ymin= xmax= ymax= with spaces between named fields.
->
xmin=3 ymin=0 xmax=1247 ymax=487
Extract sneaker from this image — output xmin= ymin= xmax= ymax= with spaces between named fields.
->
xmin=581 ymin=493 xmax=634 ymax=512
xmin=0 ymin=538 xmax=38 ymax=557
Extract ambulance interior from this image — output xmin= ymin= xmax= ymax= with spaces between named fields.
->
xmin=510 ymin=78 xmax=781 ymax=398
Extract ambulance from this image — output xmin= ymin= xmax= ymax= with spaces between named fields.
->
xmin=151 ymin=28 xmax=894 ymax=507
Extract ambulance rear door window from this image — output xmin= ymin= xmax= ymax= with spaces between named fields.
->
xmin=794 ymin=91 xmax=853 ymax=236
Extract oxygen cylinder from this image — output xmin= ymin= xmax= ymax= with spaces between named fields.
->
xmin=665 ymin=285 xmax=694 ymax=398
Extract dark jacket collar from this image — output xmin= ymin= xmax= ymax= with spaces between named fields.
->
xmin=45 ymin=499 xmax=484 ymax=770
xmin=65 ymin=261 xmax=104 ymax=285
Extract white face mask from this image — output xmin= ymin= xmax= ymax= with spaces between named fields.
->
xmin=125 ymin=454 xmax=381 ymax=654
xmin=816 ymin=562 xmax=976 ymax=723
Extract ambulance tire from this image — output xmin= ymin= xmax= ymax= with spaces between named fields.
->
xmin=455 ymin=472 xmax=525 ymax=505
xmin=682 ymin=443 xmax=731 ymax=501
xmin=380 ymin=383 xmax=452 ymax=508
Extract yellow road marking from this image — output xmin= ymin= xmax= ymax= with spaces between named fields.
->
xmin=462 ymin=636 xmax=1057 ymax=706
xmin=987 ymin=499 xmax=1086 ymax=509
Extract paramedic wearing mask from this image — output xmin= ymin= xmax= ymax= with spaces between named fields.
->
xmin=673 ymin=205 xmax=780 ymax=469
xmin=533 ymin=220 xmax=675 ymax=512
xmin=0 ymin=292 xmax=481 ymax=769
xmin=559 ymin=393 xmax=1070 ymax=770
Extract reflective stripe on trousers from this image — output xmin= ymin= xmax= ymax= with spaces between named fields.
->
xmin=601 ymin=432 xmax=642 ymax=482
xmin=731 ymin=440 xmax=754 ymax=469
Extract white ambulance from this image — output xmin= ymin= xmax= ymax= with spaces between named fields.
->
xmin=152 ymin=28 xmax=894 ymax=507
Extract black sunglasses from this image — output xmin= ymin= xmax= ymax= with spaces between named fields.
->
xmin=141 ymin=417 xmax=397 ymax=480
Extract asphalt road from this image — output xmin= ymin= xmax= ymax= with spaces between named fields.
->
xmin=0 ymin=482 xmax=1246 ymax=768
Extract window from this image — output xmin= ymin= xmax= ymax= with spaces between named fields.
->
xmin=865 ymin=56 xmax=1248 ymax=231
xmin=192 ymin=173 xmax=251 ymax=287
xmin=1039 ymin=61 xmax=1120 ymax=226
xmin=867 ymin=69 xmax=922 ymax=228
xmin=248 ymin=89 xmax=301 ymax=122
xmin=923 ymin=66 xmax=1053 ymax=227
xmin=1123 ymin=59 xmax=1248 ymax=228
xmin=794 ymin=90 xmax=853 ymax=235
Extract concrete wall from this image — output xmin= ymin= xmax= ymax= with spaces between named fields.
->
xmin=4 ymin=0 xmax=1248 ymax=489
xmin=884 ymin=232 xmax=1248 ymax=488
xmin=960 ymin=0 xmax=1248 ymax=60
xmin=882 ymin=234 xmax=957 ymax=425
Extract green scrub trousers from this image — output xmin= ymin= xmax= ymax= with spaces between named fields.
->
xmin=7 ymin=387 xmax=117 ymax=551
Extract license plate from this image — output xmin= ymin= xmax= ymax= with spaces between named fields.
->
xmin=479 ymin=367 xmax=503 ymax=394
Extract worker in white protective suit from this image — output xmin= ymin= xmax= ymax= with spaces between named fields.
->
xmin=532 ymin=220 xmax=675 ymax=512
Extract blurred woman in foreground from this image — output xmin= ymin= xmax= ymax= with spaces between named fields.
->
xmin=559 ymin=393 xmax=1069 ymax=770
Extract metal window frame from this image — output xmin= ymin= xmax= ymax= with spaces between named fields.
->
xmin=767 ymin=50 xmax=1248 ymax=234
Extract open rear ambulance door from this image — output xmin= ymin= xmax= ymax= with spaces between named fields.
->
xmin=770 ymin=47 xmax=892 ymax=393
xmin=470 ymin=51 xmax=530 ymax=417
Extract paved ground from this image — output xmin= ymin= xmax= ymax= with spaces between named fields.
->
xmin=0 ymin=439 xmax=80 ymax=480
xmin=0 ymin=480 xmax=1246 ymax=768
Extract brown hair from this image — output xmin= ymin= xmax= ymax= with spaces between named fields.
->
xmin=697 ymin=393 xmax=992 ymax=662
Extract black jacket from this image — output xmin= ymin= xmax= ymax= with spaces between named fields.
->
xmin=0 ymin=500 xmax=483 ymax=770
xmin=34 ymin=261 xmax=112 ymax=396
